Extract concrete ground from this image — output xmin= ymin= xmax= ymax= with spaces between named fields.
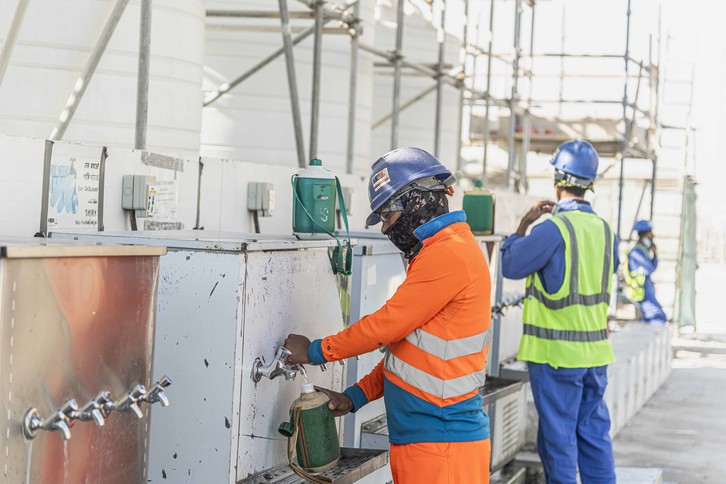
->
xmin=613 ymin=332 xmax=726 ymax=483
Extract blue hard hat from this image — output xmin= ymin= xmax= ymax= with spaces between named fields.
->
xmin=550 ymin=140 xmax=599 ymax=180
xmin=366 ymin=147 xmax=453 ymax=226
xmin=633 ymin=220 xmax=653 ymax=233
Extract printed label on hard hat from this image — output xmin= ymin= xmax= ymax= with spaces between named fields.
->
xmin=372 ymin=168 xmax=391 ymax=191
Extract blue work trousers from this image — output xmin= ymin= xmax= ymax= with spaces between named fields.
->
xmin=528 ymin=363 xmax=616 ymax=484
xmin=641 ymin=298 xmax=667 ymax=325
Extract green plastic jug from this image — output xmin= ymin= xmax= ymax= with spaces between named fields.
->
xmin=279 ymin=383 xmax=340 ymax=479
xmin=292 ymin=159 xmax=336 ymax=239
xmin=463 ymin=181 xmax=495 ymax=235
xmin=291 ymin=158 xmax=353 ymax=276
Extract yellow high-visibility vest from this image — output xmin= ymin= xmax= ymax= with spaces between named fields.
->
xmin=519 ymin=211 xmax=616 ymax=368
xmin=623 ymin=243 xmax=649 ymax=302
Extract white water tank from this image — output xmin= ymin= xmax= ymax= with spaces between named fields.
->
xmin=0 ymin=0 xmax=205 ymax=157
xmin=201 ymin=0 xmax=376 ymax=177
xmin=371 ymin=1 xmax=462 ymax=171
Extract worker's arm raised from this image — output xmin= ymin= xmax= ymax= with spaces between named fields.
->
xmin=501 ymin=219 xmax=562 ymax=280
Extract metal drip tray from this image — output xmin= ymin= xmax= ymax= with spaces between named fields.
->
xmin=239 ymin=448 xmax=389 ymax=484
xmin=479 ymin=377 xmax=525 ymax=405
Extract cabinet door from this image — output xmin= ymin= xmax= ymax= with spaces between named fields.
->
xmin=238 ymin=248 xmax=347 ymax=479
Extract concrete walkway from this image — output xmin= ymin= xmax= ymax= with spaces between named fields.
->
xmin=613 ymin=333 xmax=726 ymax=483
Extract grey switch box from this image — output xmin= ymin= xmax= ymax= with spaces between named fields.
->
xmin=247 ymin=182 xmax=275 ymax=217
xmin=122 ymin=175 xmax=156 ymax=217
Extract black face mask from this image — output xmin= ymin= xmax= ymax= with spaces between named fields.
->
xmin=383 ymin=190 xmax=449 ymax=259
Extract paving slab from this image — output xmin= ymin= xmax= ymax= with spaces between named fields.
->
xmin=613 ymin=334 xmax=726 ymax=483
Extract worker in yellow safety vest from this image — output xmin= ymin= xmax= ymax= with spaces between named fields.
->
xmin=624 ymin=220 xmax=667 ymax=325
xmin=501 ymin=140 xmax=619 ymax=483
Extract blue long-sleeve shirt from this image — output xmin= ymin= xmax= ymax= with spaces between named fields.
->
xmin=628 ymin=244 xmax=660 ymax=304
xmin=501 ymin=199 xmax=619 ymax=292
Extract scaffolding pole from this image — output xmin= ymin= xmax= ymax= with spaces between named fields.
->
xmin=650 ymin=156 xmax=658 ymax=220
xmin=481 ymin=0 xmax=495 ymax=184
xmin=434 ymin=0 xmax=447 ymax=158
xmin=507 ymin=0 xmax=523 ymax=191
xmin=278 ymin=0 xmax=307 ymax=168
xmin=50 ymin=0 xmax=131 ymax=141
xmin=391 ymin=0 xmax=405 ymax=150
xmin=520 ymin=1 xmax=535 ymax=193
xmin=558 ymin=5 xmax=565 ymax=116
xmin=616 ymin=0 xmax=632 ymax=240
xmin=206 ymin=10 xmax=313 ymax=19
xmin=135 ymin=0 xmax=152 ymax=150
xmin=309 ymin=0 xmax=324 ymax=161
xmin=0 ymin=0 xmax=30 ymax=88
xmin=345 ymin=1 xmax=360 ymax=174
xmin=455 ymin=0 xmax=470 ymax=173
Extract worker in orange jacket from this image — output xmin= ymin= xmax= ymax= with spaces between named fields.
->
xmin=285 ymin=147 xmax=492 ymax=484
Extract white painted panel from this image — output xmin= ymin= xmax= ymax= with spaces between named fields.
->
xmin=147 ymin=249 xmax=244 ymax=484
xmin=199 ymin=158 xmax=371 ymax=234
xmin=102 ymin=147 xmax=199 ymax=231
xmin=237 ymin=248 xmax=347 ymax=478
xmin=0 ymin=135 xmax=46 ymax=236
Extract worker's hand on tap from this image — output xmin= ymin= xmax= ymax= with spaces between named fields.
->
xmin=314 ymin=386 xmax=353 ymax=417
xmin=516 ymin=200 xmax=556 ymax=237
xmin=284 ymin=334 xmax=312 ymax=365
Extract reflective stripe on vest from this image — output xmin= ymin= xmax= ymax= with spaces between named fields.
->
xmin=384 ymin=350 xmax=487 ymax=400
xmin=526 ymin=215 xmax=612 ymax=310
xmin=522 ymin=323 xmax=608 ymax=342
xmin=404 ymin=328 xmax=492 ymax=361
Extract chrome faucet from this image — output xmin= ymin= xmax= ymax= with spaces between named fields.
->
xmin=22 ymin=399 xmax=78 ymax=441
xmin=107 ymin=384 xmax=147 ymax=419
xmin=251 ymin=347 xmax=302 ymax=382
xmin=73 ymin=391 xmax=113 ymax=427
xmin=140 ymin=375 xmax=173 ymax=407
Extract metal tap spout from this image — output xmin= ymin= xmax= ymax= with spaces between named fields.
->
xmin=75 ymin=391 xmax=113 ymax=427
xmin=251 ymin=347 xmax=301 ymax=382
xmin=22 ymin=399 xmax=78 ymax=441
xmin=141 ymin=375 xmax=173 ymax=407
xmin=109 ymin=384 xmax=147 ymax=419
xmin=43 ymin=411 xmax=72 ymax=441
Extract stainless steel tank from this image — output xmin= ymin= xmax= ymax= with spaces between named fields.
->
xmin=0 ymin=238 xmax=167 ymax=483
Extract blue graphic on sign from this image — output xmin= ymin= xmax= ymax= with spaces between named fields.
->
xmin=50 ymin=162 xmax=79 ymax=214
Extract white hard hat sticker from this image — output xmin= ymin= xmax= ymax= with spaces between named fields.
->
xmin=372 ymin=168 xmax=391 ymax=191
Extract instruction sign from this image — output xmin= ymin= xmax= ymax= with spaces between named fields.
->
xmin=46 ymin=142 xmax=104 ymax=231
xmin=148 ymin=179 xmax=178 ymax=222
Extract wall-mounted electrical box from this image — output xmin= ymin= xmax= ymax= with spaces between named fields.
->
xmin=247 ymin=182 xmax=275 ymax=217
xmin=122 ymin=175 xmax=157 ymax=218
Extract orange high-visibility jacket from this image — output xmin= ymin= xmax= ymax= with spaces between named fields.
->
xmin=310 ymin=213 xmax=492 ymax=444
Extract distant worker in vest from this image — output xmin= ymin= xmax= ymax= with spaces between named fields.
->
xmin=624 ymin=220 xmax=667 ymax=325
xmin=501 ymin=139 xmax=618 ymax=484
xmin=284 ymin=147 xmax=493 ymax=484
